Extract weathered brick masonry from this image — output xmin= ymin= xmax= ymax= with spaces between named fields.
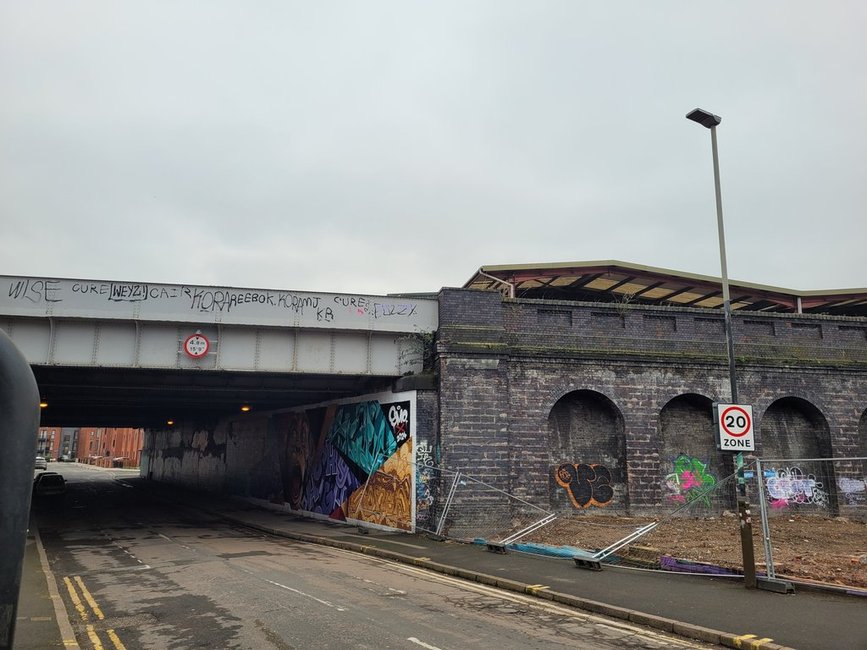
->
xmin=435 ymin=288 xmax=867 ymax=514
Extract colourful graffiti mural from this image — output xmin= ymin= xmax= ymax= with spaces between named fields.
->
xmin=276 ymin=395 xmax=415 ymax=531
xmin=554 ymin=463 xmax=614 ymax=508
xmin=348 ymin=442 xmax=413 ymax=529
xmin=766 ymin=466 xmax=828 ymax=509
xmin=664 ymin=454 xmax=717 ymax=507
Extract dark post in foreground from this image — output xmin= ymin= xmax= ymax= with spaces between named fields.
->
xmin=0 ymin=329 xmax=41 ymax=649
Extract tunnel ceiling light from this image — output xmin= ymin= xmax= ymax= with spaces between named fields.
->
xmin=167 ymin=419 xmax=174 ymax=426
xmin=39 ymin=400 xmax=48 ymax=408
xmin=240 ymin=405 xmax=251 ymax=412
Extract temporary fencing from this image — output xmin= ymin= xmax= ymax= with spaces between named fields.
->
xmin=372 ymin=452 xmax=866 ymax=588
xmin=754 ymin=456 xmax=867 ymax=581
xmin=413 ymin=462 xmax=555 ymax=545
xmin=531 ymin=467 xmax=758 ymax=574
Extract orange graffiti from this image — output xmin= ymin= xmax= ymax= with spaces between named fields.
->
xmin=347 ymin=441 xmax=413 ymax=530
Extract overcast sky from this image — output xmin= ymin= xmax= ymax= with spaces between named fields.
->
xmin=2 ymin=2 xmax=865 ymax=296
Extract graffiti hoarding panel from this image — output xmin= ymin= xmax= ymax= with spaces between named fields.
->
xmin=273 ymin=392 xmax=416 ymax=532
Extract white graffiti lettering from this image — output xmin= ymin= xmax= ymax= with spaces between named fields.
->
xmin=416 ymin=440 xmax=435 ymax=467
xmin=838 ymin=477 xmax=867 ymax=505
xmin=766 ymin=466 xmax=828 ymax=507
xmin=388 ymin=404 xmax=409 ymax=442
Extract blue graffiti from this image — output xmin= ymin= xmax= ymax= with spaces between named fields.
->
xmin=329 ymin=401 xmax=397 ymax=476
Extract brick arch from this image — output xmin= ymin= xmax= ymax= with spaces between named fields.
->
xmin=547 ymin=390 xmax=627 ymax=512
xmin=544 ymin=382 xmax=627 ymax=420
xmin=761 ymin=397 xmax=830 ymax=460
xmin=658 ymin=394 xmax=728 ymax=513
xmin=760 ymin=397 xmax=840 ymax=515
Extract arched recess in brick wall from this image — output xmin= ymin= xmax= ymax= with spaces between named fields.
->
xmin=760 ymin=397 xmax=830 ymax=459
xmin=760 ymin=397 xmax=838 ymax=516
xmin=547 ymin=390 xmax=627 ymax=512
xmin=658 ymin=394 xmax=726 ymax=513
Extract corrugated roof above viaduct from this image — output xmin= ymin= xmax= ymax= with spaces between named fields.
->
xmin=463 ymin=261 xmax=867 ymax=317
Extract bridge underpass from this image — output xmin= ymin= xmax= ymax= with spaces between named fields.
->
xmin=28 ymin=365 xmax=402 ymax=428
xmin=0 ymin=275 xmax=438 ymax=428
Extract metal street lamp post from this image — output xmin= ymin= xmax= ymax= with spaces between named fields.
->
xmin=686 ymin=108 xmax=757 ymax=589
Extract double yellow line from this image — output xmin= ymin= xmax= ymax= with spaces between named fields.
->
xmin=62 ymin=576 xmax=126 ymax=650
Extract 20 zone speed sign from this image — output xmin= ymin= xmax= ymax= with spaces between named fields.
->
xmin=716 ymin=404 xmax=754 ymax=451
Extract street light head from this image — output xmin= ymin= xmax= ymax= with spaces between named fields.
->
xmin=686 ymin=108 xmax=722 ymax=128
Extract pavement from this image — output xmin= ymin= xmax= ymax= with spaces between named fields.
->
xmin=14 ymin=464 xmax=867 ymax=650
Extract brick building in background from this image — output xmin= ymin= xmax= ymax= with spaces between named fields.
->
xmin=35 ymin=427 xmax=58 ymax=459
xmin=79 ymin=428 xmax=144 ymax=468
xmin=36 ymin=427 xmax=78 ymax=460
xmin=36 ymin=427 xmax=144 ymax=467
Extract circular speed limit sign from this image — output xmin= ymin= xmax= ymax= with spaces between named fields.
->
xmin=183 ymin=333 xmax=210 ymax=359
xmin=717 ymin=404 xmax=754 ymax=451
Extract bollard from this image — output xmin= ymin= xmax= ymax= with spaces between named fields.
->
xmin=0 ymin=329 xmax=41 ymax=650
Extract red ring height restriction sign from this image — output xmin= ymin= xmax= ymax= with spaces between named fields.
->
xmin=183 ymin=333 xmax=210 ymax=359
xmin=717 ymin=404 xmax=754 ymax=451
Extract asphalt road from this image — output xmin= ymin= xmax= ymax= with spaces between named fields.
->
xmin=29 ymin=464 xmax=714 ymax=649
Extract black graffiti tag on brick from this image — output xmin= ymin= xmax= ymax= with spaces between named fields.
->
xmin=555 ymin=463 xmax=614 ymax=509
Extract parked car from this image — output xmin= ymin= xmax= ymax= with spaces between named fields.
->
xmin=34 ymin=456 xmax=48 ymax=470
xmin=33 ymin=472 xmax=66 ymax=497
xmin=59 ymin=454 xmax=72 ymax=462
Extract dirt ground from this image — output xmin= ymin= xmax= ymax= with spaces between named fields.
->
xmin=524 ymin=513 xmax=867 ymax=589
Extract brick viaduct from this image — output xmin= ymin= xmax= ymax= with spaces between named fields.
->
xmin=434 ymin=288 xmax=867 ymax=515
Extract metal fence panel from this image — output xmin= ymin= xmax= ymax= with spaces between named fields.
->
xmin=410 ymin=463 xmax=555 ymax=543
xmin=755 ymin=456 xmax=867 ymax=582
xmin=407 ymin=453 xmax=866 ymax=589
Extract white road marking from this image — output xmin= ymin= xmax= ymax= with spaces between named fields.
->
xmin=156 ymin=532 xmax=194 ymax=550
xmin=235 ymin=566 xmax=347 ymax=612
xmin=407 ymin=637 xmax=442 ymax=650
xmin=98 ymin=564 xmax=151 ymax=573
xmin=261 ymin=577 xmax=348 ymax=612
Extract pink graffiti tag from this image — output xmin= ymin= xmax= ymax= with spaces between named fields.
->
xmin=680 ymin=471 xmax=700 ymax=490
xmin=664 ymin=454 xmax=717 ymax=507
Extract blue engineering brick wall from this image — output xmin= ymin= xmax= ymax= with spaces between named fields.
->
xmin=436 ymin=288 xmax=867 ymax=514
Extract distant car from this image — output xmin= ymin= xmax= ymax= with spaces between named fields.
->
xmin=34 ymin=456 xmax=48 ymax=470
xmin=33 ymin=472 xmax=65 ymax=497
xmin=59 ymin=454 xmax=72 ymax=462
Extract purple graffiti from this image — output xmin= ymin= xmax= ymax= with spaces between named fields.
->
xmin=301 ymin=441 xmax=361 ymax=518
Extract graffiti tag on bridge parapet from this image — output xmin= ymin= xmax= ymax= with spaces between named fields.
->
xmin=107 ymin=283 xmax=180 ymax=302
xmin=373 ymin=303 xmax=418 ymax=318
xmin=6 ymin=279 xmax=63 ymax=303
xmin=4 ymin=277 xmax=426 ymax=326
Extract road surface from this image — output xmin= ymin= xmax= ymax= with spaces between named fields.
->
xmin=30 ymin=464 xmax=714 ymax=649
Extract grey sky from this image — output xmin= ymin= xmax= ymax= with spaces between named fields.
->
xmin=2 ymin=1 xmax=865 ymax=295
